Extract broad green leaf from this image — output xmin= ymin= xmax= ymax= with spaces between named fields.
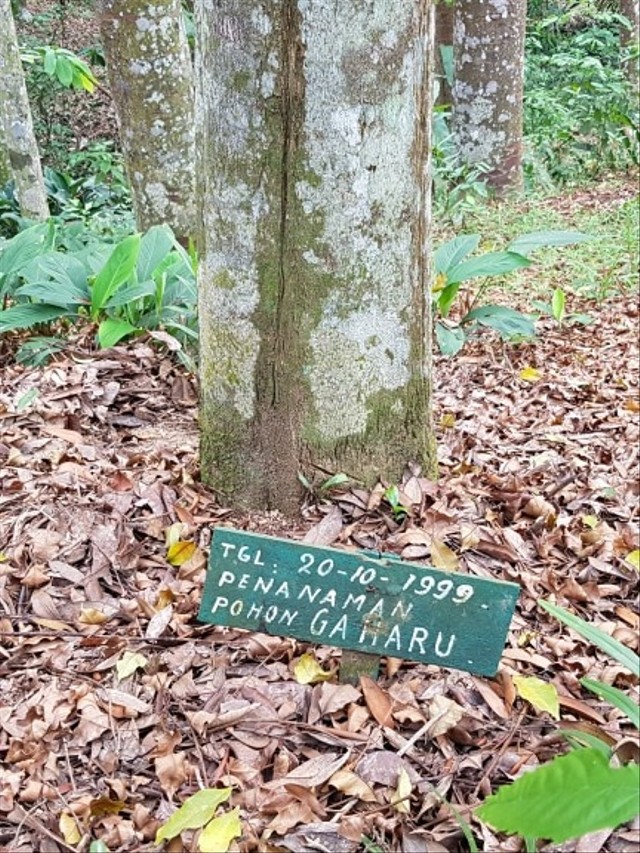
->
xmin=137 ymin=224 xmax=175 ymax=281
xmin=539 ymin=600 xmax=640 ymax=676
xmin=17 ymin=280 xmax=89 ymax=308
xmin=198 ymin=807 xmax=242 ymax=853
xmin=580 ymin=677 xmax=639 ymax=730
xmin=560 ymin=728 xmax=614 ymax=756
xmin=0 ymin=304 xmax=67 ymax=333
xmin=462 ymin=305 xmax=536 ymax=339
xmin=477 ymin=748 xmax=640 ymax=843
xmin=116 ymin=651 xmax=148 ymax=681
xmin=97 ymin=317 xmax=138 ymax=348
xmin=437 ymin=281 xmax=461 ymax=317
xmin=434 ymin=234 xmax=480 ymax=274
xmin=88 ymin=841 xmax=109 ymax=853
xmin=91 ymin=234 xmax=141 ymax=317
xmin=508 ymin=230 xmax=592 ymax=258
xmin=293 ymin=652 xmax=333 ymax=685
xmin=105 ymin=280 xmax=157 ymax=309
xmin=435 ymin=322 xmax=466 ymax=356
xmin=320 ymin=472 xmax=350 ymax=491
xmin=446 ymin=251 xmax=531 ymax=285
xmin=155 ymin=788 xmax=232 ymax=844
xmin=22 ymin=251 xmax=89 ymax=291
xmin=513 ymin=675 xmax=560 ymax=719
xmin=551 ymin=288 xmax=566 ymax=322
xmin=43 ymin=47 xmax=57 ymax=75
xmin=55 ymin=56 xmax=74 ymax=87
xmin=0 ymin=222 xmax=52 ymax=279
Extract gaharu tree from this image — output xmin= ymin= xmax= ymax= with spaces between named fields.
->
xmin=0 ymin=0 xmax=49 ymax=220
xmin=196 ymin=0 xmax=437 ymax=513
xmin=100 ymin=0 xmax=196 ymax=242
xmin=452 ymin=0 xmax=526 ymax=194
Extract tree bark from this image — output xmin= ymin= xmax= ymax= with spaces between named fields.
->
xmin=0 ymin=0 xmax=49 ymax=220
xmin=196 ymin=0 xmax=437 ymax=514
xmin=619 ymin=0 xmax=639 ymax=92
xmin=100 ymin=0 xmax=195 ymax=241
xmin=435 ymin=1 xmax=454 ymax=105
xmin=452 ymin=0 xmax=526 ymax=194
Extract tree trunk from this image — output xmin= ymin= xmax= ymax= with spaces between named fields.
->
xmin=452 ymin=0 xmax=526 ymax=194
xmin=196 ymin=0 xmax=437 ymax=514
xmin=435 ymin=1 xmax=454 ymax=105
xmin=620 ymin=0 xmax=639 ymax=92
xmin=0 ymin=0 xmax=49 ymax=220
xmin=100 ymin=0 xmax=195 ymax=242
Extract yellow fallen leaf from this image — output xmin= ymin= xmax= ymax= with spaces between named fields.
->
xmin=78 ymin=607 xmax=108 ymax=625
xmin=116 ymin=651 xmax=148 ymax=681
xmin=199 ymin=807 xmax=242 ymax=853
xmin=392 ymin=768 xmax=412 ymax=814
xmin=625 ymin=549 xmax=640 ymax=571
xmin=155 ymin=788 xmax=232 ymax=844
xmin=440 ymin=412 xmax=456 ymax=429
xmin=167 ymin=540 xmax=197 ymax=566
xmin=293 ymin=652 xmax=333 ymax=685
xmin=430 ymin=538 xmax=459 ymax=571
xmin=519 ymin=366 xmax=541 ymax=382
xmin=59 ymin=811 xmax=81 ymax=845
xmin=513 ymin=674 xmax=559 ymax=719
xmin=581 ymin=515 xmax=599 ymax=529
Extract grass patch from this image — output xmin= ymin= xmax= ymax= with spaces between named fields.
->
xmin=434 ymin=176 xmax=639 ymax=310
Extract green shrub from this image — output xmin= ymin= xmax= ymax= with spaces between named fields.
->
xmin=524 ymin=8 xmax=639 ymax=185
xmin=0 ymin=221 xmax=197 ymax=364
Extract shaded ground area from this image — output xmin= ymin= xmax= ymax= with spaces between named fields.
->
xmin=0 ymin=182 xmax=638 ymax=850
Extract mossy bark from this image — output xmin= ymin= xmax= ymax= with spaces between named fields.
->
xmin=100 ymin=0 xmax=195 ymax=241
xmin=197 ymin=0 xmax=436 ymax=514
xmin=0 ymin=0 xmax=49 ymax=219
xmin=452 ymin=0 xmax=525 ymax=195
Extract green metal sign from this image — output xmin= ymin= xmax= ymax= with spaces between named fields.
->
xmin=198 ymin=528 xmax=519 ymax=676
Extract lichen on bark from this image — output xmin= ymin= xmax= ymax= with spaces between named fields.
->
xmin=197 ymin=0 xmax=436 ymax=513
xmin=100 ymin=0 xmax=195 ymax=241
xmin=452 ymin=0 xmax=526 ymax=194
xmin=0 ymin=0 xmax=49 ymax=220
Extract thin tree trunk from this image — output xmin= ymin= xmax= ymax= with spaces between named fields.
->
xmin=620 ymin=0 xmax=639 ymax=91
xmin=100 ymin=0 xmax=195 ymax=242
xmin=196 ymin=0 xmax=437 ymax=513
xmin=452 ymin=0 xmax=526 ymax=194
xmin=0 ymin=0 xmax=49 ymax=220
xmin=435 ymin=1 xmax=454 ymax=105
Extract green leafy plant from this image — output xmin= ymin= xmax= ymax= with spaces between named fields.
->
xmin=531 ymin=287 xmax=593 ymax=327
xmin=524 ymin=8 xmax=639 ymax=186
xmin=20 ymin=45 xmax=98 ymax=92
xmin=0 ymin=222 xmax=197 ymax=359
xmin=477 ymin=599 xmax=640 ymax=846
xmin=433 ymin=230 xmax=591 ymax=355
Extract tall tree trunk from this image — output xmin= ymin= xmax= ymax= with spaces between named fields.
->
xmin=435 ymin=1 xmax=454 ymax=105
xmin=452 ymin=0 xmax=526 ymax=194
xmin=100 ymin=0 xmax=195 ymax=242
xmin=196 ymin=0 xmax=437 ymax=514
xmin=0 ymin=0 xmax=49 ymax=220
xmin=620 ymin=0 xmax=639 ymax=92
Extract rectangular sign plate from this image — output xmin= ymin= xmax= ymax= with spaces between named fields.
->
xmin=198 ymin=528 xmax=519 ymax=676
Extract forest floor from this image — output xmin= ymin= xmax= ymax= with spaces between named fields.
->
xmin=1 ymin=181 xmax=639 ymax=853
